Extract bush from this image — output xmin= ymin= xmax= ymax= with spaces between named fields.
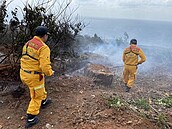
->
xmin=0 ymin=0 xmax=85 ymax=78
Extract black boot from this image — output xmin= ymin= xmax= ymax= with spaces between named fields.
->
xmin=41 ymin=98 xmax=52 ymax=109
xmin=25 ymin=114 xmax=39 ymax=128
xmin=125 ymin=86 xmax=131 ymax=92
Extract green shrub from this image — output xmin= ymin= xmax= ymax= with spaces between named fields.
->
xmin=157 ymin=95 xmax=172 ymax=108
xmin=107 ymin=97 xmax=124 ymax=108
xmin=133 ymin=99 xmax=150 ymax=110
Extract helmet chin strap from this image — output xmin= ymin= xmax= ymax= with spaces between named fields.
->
xmin=40 ymin=34 xmax=48 ymax=43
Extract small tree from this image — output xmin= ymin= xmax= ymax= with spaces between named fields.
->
xmin=0 ymin=0 xmax=85 ymax=79
xmin=0 ymin=0 xmax=9 ymax=41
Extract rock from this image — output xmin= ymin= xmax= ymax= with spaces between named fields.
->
xmin=84 ymin=64 xmax=114 ymax=86
xmin=79 ymin=90 xmax=83 ymax=94
xmin=126 ymin=121 xmax=132 ymax=124
xmin=46 ymin=123 xmax=52 ymax=129
xmin=90 ymin=120 xmax=96 ymax=124
xmin=21 ymin=116 xmax=25 ymax=120
xmin=91 ymin=95 xmax=95 ymax=98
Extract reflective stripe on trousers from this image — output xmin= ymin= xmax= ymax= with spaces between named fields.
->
xmin=20 ymin=69 xmax=47 ymax=115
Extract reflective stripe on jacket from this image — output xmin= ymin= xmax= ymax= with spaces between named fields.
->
xmin=20 ymin=36 xmax=53 ymax=76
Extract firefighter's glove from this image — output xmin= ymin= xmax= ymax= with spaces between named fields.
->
xmin=137 ymin=62 xmax=142 ymax=65
xmin=52 ymin=70 xmax=55 ymax=75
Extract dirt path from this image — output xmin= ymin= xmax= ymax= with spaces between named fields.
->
xmin=0 ymin=71 xmax=166 ymax=129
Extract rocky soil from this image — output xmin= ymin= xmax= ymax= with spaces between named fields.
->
xmin=0 ymin=63 xmax=172 ymax=129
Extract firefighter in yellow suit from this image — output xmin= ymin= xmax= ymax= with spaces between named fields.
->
xmin=20 ymin=26 xmax=54 ymax=128
xmin=122 ymin=39 xmax=146 ymax=92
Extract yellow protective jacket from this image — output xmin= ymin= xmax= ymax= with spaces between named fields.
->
xmin=20 ymin=36 xmax=53 ymax=76
xmin=122 ymin=44 xmax=146 ymax=66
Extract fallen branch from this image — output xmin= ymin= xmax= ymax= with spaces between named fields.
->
xmin=0 ymin=64 xmax=12 ymax=71
xmin=125 ymin=100 xmax=171 ymax=129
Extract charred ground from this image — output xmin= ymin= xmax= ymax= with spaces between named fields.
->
xmin=0 ymin=62 xmax=172 ymax=129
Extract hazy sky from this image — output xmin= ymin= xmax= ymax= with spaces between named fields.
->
xmin=7 ymin=0 xmax=172 ymax=21
xmin=72 ymin=0 xmax=172 ymax=21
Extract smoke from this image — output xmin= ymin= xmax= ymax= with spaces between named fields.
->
xmin=140 ymin=45 xmax=172 ymax=74
xmin=76 ymin=18 xmax=172 ymax=76
xmin=91 ymin=42 xmax=124 ymax=66
xmin=78 ymin=38 xmax=172 ymax=76
xmin=77 ymin=37 xmax=125 ymax=67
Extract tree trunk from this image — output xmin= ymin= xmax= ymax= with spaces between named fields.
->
xmin=84 ymin=64 xmax=114 ymax=86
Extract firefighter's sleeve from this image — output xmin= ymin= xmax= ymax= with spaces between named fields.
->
xmin=138 ymin=49 xmax=146 ymax=64
xmin=122 ymin=50 xmax=126 ymax=62
xmin=39 ymin=46 xmax=53 ymax=76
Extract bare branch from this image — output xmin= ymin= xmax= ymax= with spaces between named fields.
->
xmin=54 ymin=0 xmax=72 ymax=20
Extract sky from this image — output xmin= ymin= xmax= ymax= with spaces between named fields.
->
xmin=71 ymin=0 xmax=172 ymax=21
xmin=5 ymin=0 xmax=172 ymax=22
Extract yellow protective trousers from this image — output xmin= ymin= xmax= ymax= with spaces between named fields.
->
xmin=20 ymin=69 xmax=47 ymax=115
xmin=123 ymin=65 xmax=137 ymax=87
